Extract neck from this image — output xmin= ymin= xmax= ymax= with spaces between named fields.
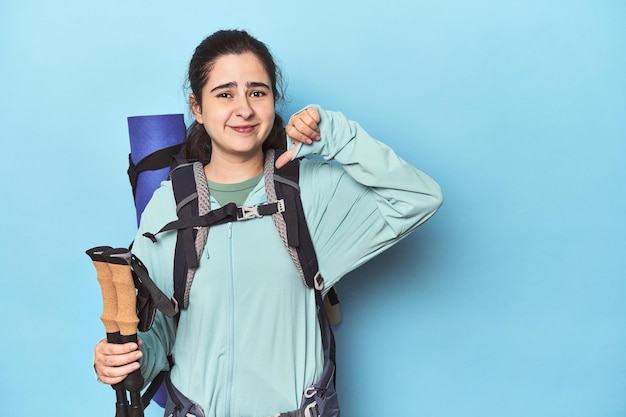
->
xmin=204 ymin=150 xmax=264 ymax=184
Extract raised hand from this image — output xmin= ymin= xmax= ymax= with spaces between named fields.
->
xmin=276 ymin=107 xmax=321 ymax=169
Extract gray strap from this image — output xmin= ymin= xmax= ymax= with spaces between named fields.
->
xmin=264 ymin=150 xmax=306 ymax=286
xmin=183 ymin=162 xmax=210 ymax=309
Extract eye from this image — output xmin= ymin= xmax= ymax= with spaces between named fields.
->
xmin=216 ymin=92 xmax=232 ymax=98
xmin=250 ymin=90 xmax=266 ymax=98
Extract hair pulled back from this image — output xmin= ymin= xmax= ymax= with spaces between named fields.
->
xmin=184 ymin=30 xmax=287 ymax=164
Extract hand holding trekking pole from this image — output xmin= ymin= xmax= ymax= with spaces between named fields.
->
xmin=88 ymin=247 xmax=145 ymax=417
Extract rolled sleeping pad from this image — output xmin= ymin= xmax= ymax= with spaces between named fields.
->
xmin=127 ymin=114 xmax=186 ymax=407
xmin=127 ymin=114 xmax=186 ymax=226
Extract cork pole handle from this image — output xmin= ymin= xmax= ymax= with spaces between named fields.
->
xmin=103 ymin=249 xmax=140 ymax=339
xmin=86 ymin=246 xmax=130 ymax=417
xmin=86 ymin=246 xmax=120 ymax=336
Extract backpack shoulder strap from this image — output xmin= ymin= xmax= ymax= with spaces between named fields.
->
xmin=264 ymin=150 xmax=321 ymax=290
xmin=264 ymin=150 xmax=341 ymax=325
xmin=163 ymin=149 xmax=340 ymax=323
xmin=265 ymin=150 xmax=338 ymax=365
xmin=169 ymin=161 xmax=210 ymax=311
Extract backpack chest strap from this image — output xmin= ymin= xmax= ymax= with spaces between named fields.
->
xmin=143 ymin=199 xmax=286 ymax=242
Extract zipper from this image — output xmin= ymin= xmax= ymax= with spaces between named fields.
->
xmin=225 ymin=222 xmax=234 ymax=417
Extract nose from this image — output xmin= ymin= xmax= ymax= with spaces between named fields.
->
xmin=235 ymin=95 xmax=254 ymax=119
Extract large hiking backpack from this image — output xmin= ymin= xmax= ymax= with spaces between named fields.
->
xmin=143 ymin=150 xmax=339 ymax=315
xmin=129 ymin=147 xmax=340 ymax=415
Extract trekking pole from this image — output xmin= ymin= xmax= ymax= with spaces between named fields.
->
xmin=104 ymin=248 xmax=145 ymax=417
xmin=86 ymin=246 xmax=130 ymax=417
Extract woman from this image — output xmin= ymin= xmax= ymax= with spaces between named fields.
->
xmin=94 ymin=29 xmax=443 ymax=417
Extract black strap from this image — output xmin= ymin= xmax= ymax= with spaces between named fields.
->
xmin=128 ymin=144 xmax=183 ymax=199
xmin=326 ymin=287 xmax=340 ymax=307
xmin=144 ymin=203 xmax=238 ymax=241
xmin=146 ymin=201 xmax=284 ymax=237
xmin=140 ymin=370 xmax=166 ymax=408
xmin=316 ymin=287 xmax=336 ymax=366
xmin=274 ymin=154 xmax=320 ymax=289
xmin=170 ymin=164 xmax=201 ymax=312
xmin=131 ymin=254 xmax=178 ymax=318
xmin=273 ymin=152 xmax=335 ymax=365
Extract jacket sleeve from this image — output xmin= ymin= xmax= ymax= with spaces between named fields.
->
xmin=131 ymin=184 xmax=179 ymax=385
xmin=293 ymin=105 xmax=443 ymax=289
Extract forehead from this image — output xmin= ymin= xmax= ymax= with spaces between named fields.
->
xmin=206 ymin=52 xmax=270 ymax=86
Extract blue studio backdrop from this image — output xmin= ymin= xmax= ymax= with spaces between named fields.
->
xmin=1 ymin=1 xmax=624 ymax=416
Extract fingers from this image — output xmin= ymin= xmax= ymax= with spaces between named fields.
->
xmin=275 ymin=148 xmax=297 ymax=169
xmin=94 ymin=339 xmax=142 ymax=385
xmin=286 ymin=107 xmax=321 ymax=145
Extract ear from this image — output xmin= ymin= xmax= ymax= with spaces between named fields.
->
xmin=189 ymin=93 xmax=203 ymax=124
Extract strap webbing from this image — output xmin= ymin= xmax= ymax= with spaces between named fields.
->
xmin=131 ymin=254 xmax=178 ymax=318
xmin=127 ymin=143 xmax=183 ymax=198
xmin=267 ymin=150 xmax=336 ymax=365
xmin=143 ymin=201 xmax=285 ymax=239
xmin=140 ymin=370 xmax=166 ymax=408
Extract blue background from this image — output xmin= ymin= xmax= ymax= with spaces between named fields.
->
xmin=1 ymin=1 xmax=624 ymax=416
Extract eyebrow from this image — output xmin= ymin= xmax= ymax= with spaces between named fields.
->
xmin=210 ymin=81 xmax=271 ymax=93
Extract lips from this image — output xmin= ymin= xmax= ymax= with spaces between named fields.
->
xmin=230 ymin=125 xmax=256 ymax=134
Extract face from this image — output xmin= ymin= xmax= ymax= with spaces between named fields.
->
xmin=190 ymin=52 xmax=275 ymax=160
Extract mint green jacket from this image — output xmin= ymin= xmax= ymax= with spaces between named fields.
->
xmin=132 ymin=106 xmax=443 ymax=417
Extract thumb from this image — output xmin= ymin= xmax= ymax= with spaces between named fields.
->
xmin=275 ymin=148 xmax=296 ymax=169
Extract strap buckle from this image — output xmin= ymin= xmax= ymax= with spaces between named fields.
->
xmin=303 ymin=387 xmax=317 ymax=399
xmin=314 ymin=272 xmax=324 ymax=291
xmin=276 ymin=198 xmax=286 ymax=214
xmin=238 ymin=199 xmax=286 ymax=221
xmin=238 ymin=204 xmax=261 ymax=220
xmin=303 ymin=401 xmax=320 ymax=417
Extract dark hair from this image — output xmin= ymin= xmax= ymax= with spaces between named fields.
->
xmin=184 ymin=30 xmax=286 ymax=163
